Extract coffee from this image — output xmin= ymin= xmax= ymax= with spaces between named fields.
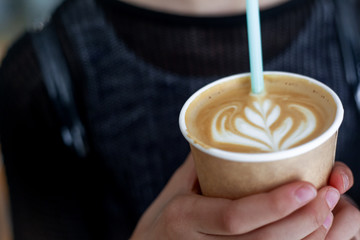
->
xmin=185 ymin=74 xmax=336 ymax=153
xmin=179 ymin=72 xmax=343 ymax=199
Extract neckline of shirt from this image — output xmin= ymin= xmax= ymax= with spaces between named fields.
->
xmin=99 ymin=0 xmax=315 ymax=27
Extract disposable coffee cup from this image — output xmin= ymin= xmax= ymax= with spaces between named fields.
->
xmin=179 ymin=72 xmax=344 ymax=199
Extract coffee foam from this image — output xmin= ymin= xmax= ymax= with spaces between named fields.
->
xmin=212 ymin=99 xmax=317 ymax=151
xmin=185 ymin=74 xmax=336 ymax=153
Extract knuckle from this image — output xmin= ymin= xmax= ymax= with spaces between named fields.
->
xmin=346 ymin=206 xmax=360 ymax=224
xmin=221 ymin=202 xmax=243 ymax=234
xmin=309 ymin=228 xmax=328 ymax=240
xmin=255 ymin=229 xmax=276 ymax=240
xmin=268 ymin=194 xmax=289 ymax=218
xmin=161 ymin=196 xmax=188 ymax=233
xmin=307 ymin=205 xmax=326 ymax=228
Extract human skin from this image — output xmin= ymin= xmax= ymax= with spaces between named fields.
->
xmin=131 ymin=155 xmax=360 ymax=239
xmin=119 ymin=0 xmax=289 ymax=16
xmin=122 ymin=0 xmax=360 ymax=238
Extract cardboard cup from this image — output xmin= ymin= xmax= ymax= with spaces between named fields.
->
xmin=179 ymin=72 xmax=344 ymax=199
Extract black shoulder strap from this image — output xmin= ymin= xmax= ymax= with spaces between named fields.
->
xmin=334 ymin=0 xmax=360 ymax=115
xmin=31 ymin=23 xmax=89 ymax=158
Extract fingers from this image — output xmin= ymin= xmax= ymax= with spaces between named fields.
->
xmin=302 ymin=212 xmax=333 ymax=240
xmin=134 ymin=156 xmax=353 ymax=240
xmin=131 ymin=154 xmax=197 ymax=237
xmin=183 ymin=181 xmax=317 ymax=236
xmin=326 ymin=196 xmax=360 ymax=240
xmin=167 ymin=153 xmax=197 ymax=192
xmin=328 ymin=161 xmax=354 ymax=194
xmin=154 ymin=154 xmax=197 ymax=204
xmin=326 ymin=162 xmax=360 ymax=239
xmin=237 ymin=187 xmax=339 ymax=240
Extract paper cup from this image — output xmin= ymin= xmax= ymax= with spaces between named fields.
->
xmin=179 ymin=72 xmax=344 ymax=199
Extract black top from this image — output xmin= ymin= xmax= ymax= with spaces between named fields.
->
xmin=1 ymin=0 xmax=359 ymax=239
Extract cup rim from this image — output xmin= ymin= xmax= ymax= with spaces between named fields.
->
xmin=179 ymin=71 xmax=344 ymax=162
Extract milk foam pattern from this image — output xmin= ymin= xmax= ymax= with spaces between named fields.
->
xmin=211 ymin=99 xmax=317 ymax=151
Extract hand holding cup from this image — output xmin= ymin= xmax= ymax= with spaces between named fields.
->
xmin=131 ymin=154 xmax=358 ymax=239
xmin=179 ymin=72 xmax=343 ymax=199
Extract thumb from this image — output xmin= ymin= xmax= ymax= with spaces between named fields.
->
xmin=159 ymin=153 xmax=198 ymax=202
xmin=134 ymin=153 xmax=198 ymax=232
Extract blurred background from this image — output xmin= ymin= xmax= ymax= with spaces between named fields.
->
xmin=0 ymin=1 xmax=64 ymax=239
xmin=0 ymin=0 xmax=64 ymax=60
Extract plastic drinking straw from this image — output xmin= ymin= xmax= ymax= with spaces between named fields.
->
xmin=246 ymin=0 xmax=264 ymax=94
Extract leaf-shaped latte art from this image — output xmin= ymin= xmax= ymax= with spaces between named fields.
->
xmin=211 ymin=99 xmax=317 ymax=151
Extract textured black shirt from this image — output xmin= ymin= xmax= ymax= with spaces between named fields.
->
xmin=1 ymin=0 xmax=359 ymax=239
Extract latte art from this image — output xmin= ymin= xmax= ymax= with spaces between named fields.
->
xmin=184 ymin=74 xmax=335 ymax=153
xmin=212 ymin=99 xmax=317 ymax=151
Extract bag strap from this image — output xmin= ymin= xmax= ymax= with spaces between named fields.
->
xmin=334 ymin=0 xmax=360 ymax=115
xmin=31 ymin=23 xmax=89 ymax=158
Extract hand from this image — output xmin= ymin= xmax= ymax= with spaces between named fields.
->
xmin=130 ymin=154 xmax=341 ymax=239
xmin=326 ymin=162 xmax=360 ymax=240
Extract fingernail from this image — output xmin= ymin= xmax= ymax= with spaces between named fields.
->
xmin=326 ymin=188 xmax=340 ymax=209
xmin=323 ymin=212 xmax=333 ymax=230
xmin=295 ymin=185 xmax=317 ymax=203
xmin=342 ymin=172 xmax=349 ymax=191
xmin=323 ymin=212 xmax=334 ymax=230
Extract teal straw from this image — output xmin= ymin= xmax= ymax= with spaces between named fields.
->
xmin=246 ymin=0 xmax=264 ymax=94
